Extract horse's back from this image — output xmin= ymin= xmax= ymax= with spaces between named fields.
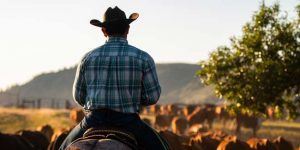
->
xmin=67 ymin=138 xmax=132 ymax=150
xmin=66 ymin=127 xmax=138 ymax=150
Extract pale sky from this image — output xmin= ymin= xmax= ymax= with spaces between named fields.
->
xmin=0 ymin=0 xmax=298 ymax=90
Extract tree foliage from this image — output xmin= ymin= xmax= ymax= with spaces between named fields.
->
xmin=197 ymin=2 xmax=300 ymax=119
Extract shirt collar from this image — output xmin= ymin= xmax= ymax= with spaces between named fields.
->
xmin=106 ymin=36 xmax=128 ymax=44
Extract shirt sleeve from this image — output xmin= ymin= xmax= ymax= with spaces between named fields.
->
xmin=141 ymin=56 xmax=161 ymax=106
xmin=72 ymin=56 xmax=88 ymax=106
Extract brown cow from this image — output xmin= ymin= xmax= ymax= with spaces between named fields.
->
xmin=159 ymin=104 xmax=170 ymax=115
xmin=246 ymin=138 xmax=277 ymax=150
xmin=148 ymin=104 xmax=161 ymax=115
xmin=16 ymin=130 xmax=50 ymax=150
xmin=36 ymin=124 xmax=54 ymax=142
xmin=50 ymin=128 xmax=71 ymax=142
xmin=48 ymin=129 xmax=71 ymax=150
xmin=159 ymin=130 xmax=190 ymax=150
xmin=187 ymin=106 xmax=216 ymax=129
xmin=70 ymin=108 xmax=85 ymax=124
xmin=215 ymin=106 xmax=232 ymax=127
xmin=217 ymin=136 xmax=251 ymax=150
xmin=166 ymin=104 xmax=182 ymax=115
xmin=155 ymin=114 xmax=174 ymax=130
xmin=188 ymin=124 xmax=206 ymax=134
xmin=189 ymin=133 xmax=220 ymax=150
xmin=171 ymin=116 xmax=189 ymax=135
xmin=272 ymin=136 xmax=294 ymax=150
xmin=266 ymin=106 xmax=275 ymax=119
xmin=235 ymin=113 xmax=261 ymax=137
xmin=209 ymin=130 xmax=228 ymax=141
xmin=0 ymin=132 xmax=33 ymax=150
xmin=182 ymin=104 xmax=199 ymax=117
xmin=187 ymin=107 xmax=205 ymax=125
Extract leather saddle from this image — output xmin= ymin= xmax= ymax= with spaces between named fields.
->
xmin=67 ymin=127 xmax=139 ymax=150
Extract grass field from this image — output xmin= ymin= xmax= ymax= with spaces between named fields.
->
xmin=0 ymin=107 xmax=74 ymax=133
xmin=0 ymin=108 xmax=299 ymax=148
xmin=213 ymin=120 xmax=300 ymax=148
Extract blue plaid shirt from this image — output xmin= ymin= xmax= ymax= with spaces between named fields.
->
xmin=73 ymin=37 xmax=161 ymax=113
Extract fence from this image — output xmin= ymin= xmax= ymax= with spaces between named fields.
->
xmin=18 ymin=98 xmax=72 ymax=109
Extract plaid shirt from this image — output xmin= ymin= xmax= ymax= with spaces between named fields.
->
xmin=73 ymin=37 xmax=161 ymax=113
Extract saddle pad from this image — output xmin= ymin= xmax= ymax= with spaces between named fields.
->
xmin=83 ymin=128 xmax=138 ymax=150
xmin=66 ymin=138 xmax=132 ymax=150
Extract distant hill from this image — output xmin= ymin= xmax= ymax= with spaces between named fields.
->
xmin=0 ymin=63 xmax=220 ymax=106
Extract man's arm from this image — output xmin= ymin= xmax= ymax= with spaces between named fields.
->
xmin=72 ymin=57 xmax=87 ymax=106
xmin=141 ymin=57 xmax=161 ymax=106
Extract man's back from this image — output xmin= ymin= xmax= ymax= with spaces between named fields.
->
xmin=73 ymin=37 xmax=161 ymax=113
xmin=60 ymin=7 xmax=169 ymax=150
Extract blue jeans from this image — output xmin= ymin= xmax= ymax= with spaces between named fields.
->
xmin=59 ymin=109 xmax=169 ymax=150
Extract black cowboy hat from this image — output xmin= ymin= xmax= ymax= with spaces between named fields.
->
xmin=90 ymin=6 xmax=139 ymax=28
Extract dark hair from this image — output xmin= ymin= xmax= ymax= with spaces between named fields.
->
xmin=105 ymin=22 xmax=129 ymax=35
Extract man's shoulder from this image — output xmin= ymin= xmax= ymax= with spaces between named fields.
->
xmin=126 ymin=44 xmax=152 ymax=61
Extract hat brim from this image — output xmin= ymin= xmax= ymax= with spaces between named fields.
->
xmin=90 ymin=13 xmax=139 ymax=28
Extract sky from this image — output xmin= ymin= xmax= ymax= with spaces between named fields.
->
xmin=0 ymin=0 xmax=299 ymax=90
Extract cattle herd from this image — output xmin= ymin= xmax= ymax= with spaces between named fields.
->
xmin=143 ymin=104 xmax=261 ymax=137
xmin=141 ymin=104 xmax=299 ymax=150
xmin=0 ymin=104 xmax=299 ymax=150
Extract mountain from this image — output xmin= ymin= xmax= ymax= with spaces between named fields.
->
xmin=0 ymin=63 xmax=220 ymax=107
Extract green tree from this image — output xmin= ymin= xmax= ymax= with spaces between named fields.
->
xmin=197 ymin=2 xmax=300 ymax=119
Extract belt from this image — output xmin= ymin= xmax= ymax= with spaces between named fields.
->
xmin=94 ymin=108 xmax=115 ymax=113
xmin=92 ymin=108 xmax=138 ymax=116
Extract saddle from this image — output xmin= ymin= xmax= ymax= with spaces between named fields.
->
xmin=67 ymin=127 xmax=139 ymax=150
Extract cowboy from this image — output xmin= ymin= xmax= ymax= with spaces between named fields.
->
xmin=59 ymin=6 xmax=169 ymax=150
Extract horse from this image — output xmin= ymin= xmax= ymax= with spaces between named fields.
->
xmin=66 ymin=128 xmax=139 ymax=150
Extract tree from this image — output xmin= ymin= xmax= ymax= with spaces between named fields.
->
xmin=196 ymin=2 xmax=300 ymax=119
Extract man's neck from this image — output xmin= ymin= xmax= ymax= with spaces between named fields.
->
xmin=108 ymin=34 xmax=127 ymax=39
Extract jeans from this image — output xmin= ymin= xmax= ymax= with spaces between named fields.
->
xmin=59 ymin=109 xmax=169 ymax=150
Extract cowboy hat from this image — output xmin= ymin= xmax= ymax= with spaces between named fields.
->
xmin=90 ymin=6 xmax=139 ymax=28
